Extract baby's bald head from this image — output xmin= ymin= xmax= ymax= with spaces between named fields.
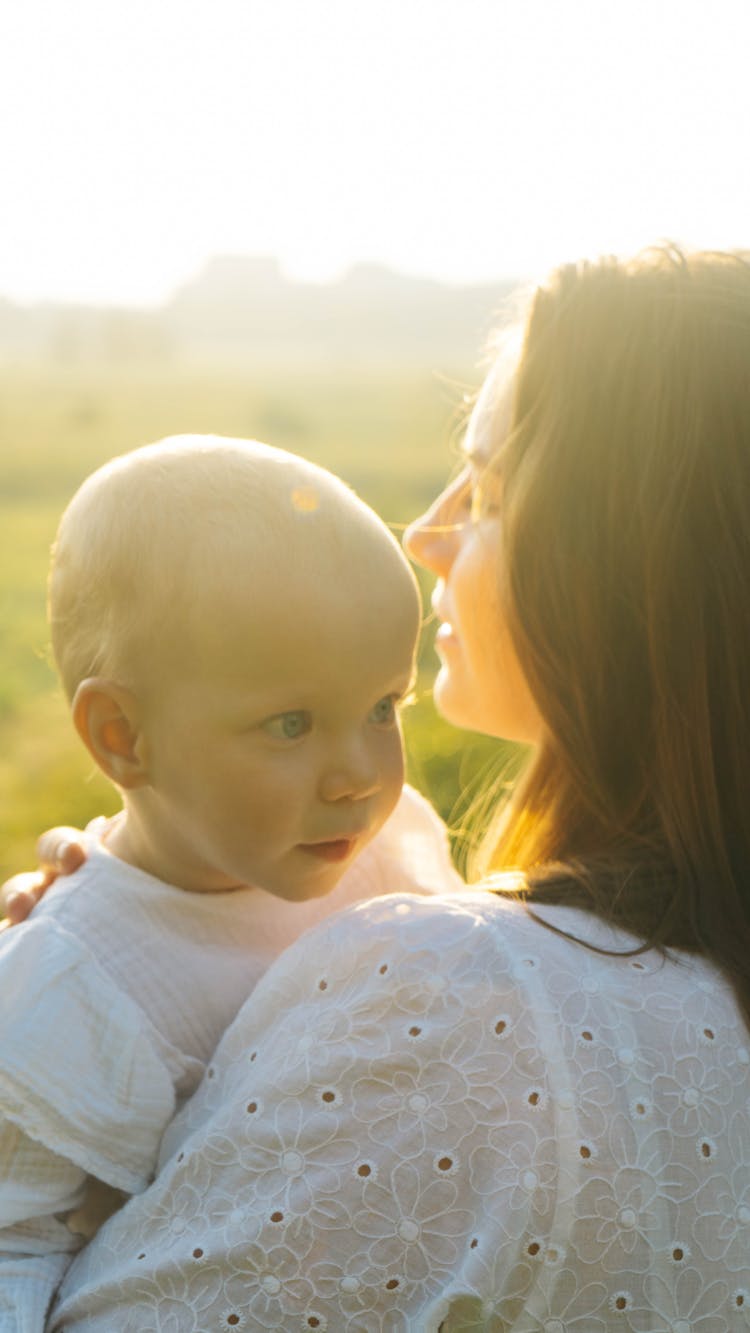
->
xmin=49 ymin=435 xmax=418 ymax=702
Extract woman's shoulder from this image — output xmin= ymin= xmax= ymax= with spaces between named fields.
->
xmin=282 ymin=879 xmax=740 ymax=1024
xmin=310 ymin=877 xmax=557 ymax=955
xmin=158 ymin=885 xmax=560 ymax=1174
xmin=262 ymin=879 xmax=561 ymax=974
xmin=245 ymin=883 xmax=553 ymax=1024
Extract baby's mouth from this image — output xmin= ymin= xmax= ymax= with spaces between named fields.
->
xmin=299 ymin=839 xmax=357 ymax=862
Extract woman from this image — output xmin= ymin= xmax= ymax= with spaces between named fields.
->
xmin=11 ymin=246 xmax=750 ymax=1328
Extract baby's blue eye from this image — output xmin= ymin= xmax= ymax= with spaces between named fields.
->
xmin=262 ymin=710 xmax=311 ymax=741
xmin=369 ymin=695 xmax=397 ymax=726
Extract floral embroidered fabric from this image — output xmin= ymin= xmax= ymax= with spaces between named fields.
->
xmin=52 ymin=891 xmax=750 ymax=1331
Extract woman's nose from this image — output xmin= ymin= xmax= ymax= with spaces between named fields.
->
xmin=403 ymin=484 xmax=460 ymax=577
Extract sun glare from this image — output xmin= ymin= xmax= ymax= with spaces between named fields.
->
xmin=0 ymin=0 xmax=747 ymax=305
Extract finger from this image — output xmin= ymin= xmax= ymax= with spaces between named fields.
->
xmin=35 ymin=828 xmax=87 ymax=875
xmin=0 ymin=873 xmax=50 ymax=924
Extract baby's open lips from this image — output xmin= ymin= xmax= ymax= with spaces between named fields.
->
xmin=298 ymin=838 xmax=358 ymax=862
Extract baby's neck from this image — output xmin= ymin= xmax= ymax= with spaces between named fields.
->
xmin=104 ymin=808 xmax=249 ymax=894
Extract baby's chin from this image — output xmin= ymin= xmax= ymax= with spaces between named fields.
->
xmin=257 ymin=840 xmax=365 ymax=903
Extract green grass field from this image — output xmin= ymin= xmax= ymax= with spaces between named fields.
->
xmin=0 ymin=361 xmax=523 ymax=884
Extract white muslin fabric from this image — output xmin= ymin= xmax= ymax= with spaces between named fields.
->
xmin=51 ymin=889 xmax=750 ymax=1331
xmin=0 ymin=786 xmax=458 ymax=1332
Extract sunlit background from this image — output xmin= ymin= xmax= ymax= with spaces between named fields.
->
xmin=1 ymin=0 xmax=748 ymax=305
xmin=0 ymin=0 xmax=748 ymax=879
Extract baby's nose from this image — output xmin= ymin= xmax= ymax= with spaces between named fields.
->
xmin=319 ymin=744 xmax=381 ymax=803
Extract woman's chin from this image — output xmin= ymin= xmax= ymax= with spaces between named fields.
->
xmin=432 ymin=668 xmax=479 ymax=732
xmin=433 ymin=668 xmax=541 ymax=745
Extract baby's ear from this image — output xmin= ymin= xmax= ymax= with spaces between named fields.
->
xmin=72 ymin=679 xmax=150 ymax=789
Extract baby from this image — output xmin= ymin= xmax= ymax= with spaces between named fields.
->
xmin=0 ymin=436 xmax=459 ymax=1331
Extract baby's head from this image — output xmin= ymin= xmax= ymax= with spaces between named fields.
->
xmin=49 ymin=436 xmax=421 ymax=898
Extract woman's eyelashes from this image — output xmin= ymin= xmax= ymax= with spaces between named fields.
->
xmin=447 ymin=463 xmax=501 ymax=526
xmin=470 ymin=489 xmax=501 ymax=522
xmin=441 ymin=471 xmax=473 ymax=523
xmin=467 ymin=466 xmax=502 ymax=523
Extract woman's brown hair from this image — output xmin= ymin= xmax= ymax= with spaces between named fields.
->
xmin=482 ymin=246 xmax=750 ymax=1022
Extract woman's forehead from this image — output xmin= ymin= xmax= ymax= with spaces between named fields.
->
xmin=463 ymin=365 xmax=514 ymax=465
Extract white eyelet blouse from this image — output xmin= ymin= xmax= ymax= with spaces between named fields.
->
xmin=51 ymin=888 xmax=750 ymax=1331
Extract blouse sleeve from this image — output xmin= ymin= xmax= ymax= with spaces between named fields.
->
xmin=0 ymin=1122 xmax=88 ymax=1333
xmin=0 ymin=915 xmax=180 ymax=1193
xmin=51 ymin=892 xmax=560 ymax=1332
xmin=0 ymin=916 xmax=186 ymax=1331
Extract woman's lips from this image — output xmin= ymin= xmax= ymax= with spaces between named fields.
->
xmin=432 ymin=595 xmax=458 ymax=650
xmin=435 ymin=621 xmax=459 ymax=650
xmin=299 ymin=839 xmax=357 ymax=862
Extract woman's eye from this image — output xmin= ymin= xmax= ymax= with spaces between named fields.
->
xmin=470 ymin=479 xmax=502 ymax=522
xmin=453 ymin=470 xmax=483 ymax=522
xmin=369 ymin=695 xmax=398 ymax=726
xmin=470 ymin=493 xmax=498 ymax=522
xmin=262 ymin=710 xmax=311 ymax=741
xmin=455 ymin=477 xmax=473 ymax=514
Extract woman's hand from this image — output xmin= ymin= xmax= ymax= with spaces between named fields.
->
xmin=0 ymin=829 xmax=87 ymax=929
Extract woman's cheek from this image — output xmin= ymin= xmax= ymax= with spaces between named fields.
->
xmin=447 ymin=526 xmax=542 ymax=742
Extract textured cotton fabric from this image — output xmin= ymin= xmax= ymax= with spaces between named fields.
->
xmin=50 ymin=888 xmax=750 ymax=1331
xmin=0 ymin=786 xmax=458 ymax=1333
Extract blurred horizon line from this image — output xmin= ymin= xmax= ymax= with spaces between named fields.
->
xmin=0 ymin=255 xmax=522 ymax=370
xmin=0 ymin=253 xmax=526 ymax=315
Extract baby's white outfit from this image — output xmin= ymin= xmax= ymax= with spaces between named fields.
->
xmin=0 ymin=785 xmax=459 ymax=1332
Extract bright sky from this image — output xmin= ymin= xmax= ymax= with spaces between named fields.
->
xmin=0 ymin=0 xmax=747 ymax=305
